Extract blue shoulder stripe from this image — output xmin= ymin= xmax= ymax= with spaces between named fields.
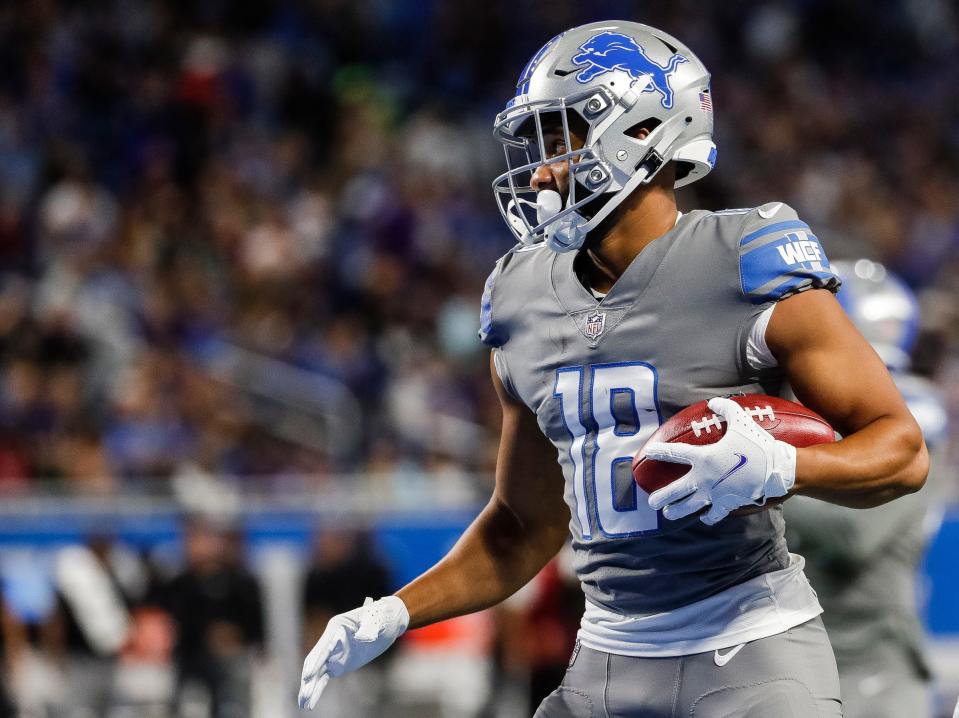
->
xmin=740 ymin=220 xmax=810 ymax=247
xmin=748 ymin=271 xmax=840 ymax=304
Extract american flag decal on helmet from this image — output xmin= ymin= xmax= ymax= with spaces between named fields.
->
xmin=699 ymin=90 xmax=712 ymax=113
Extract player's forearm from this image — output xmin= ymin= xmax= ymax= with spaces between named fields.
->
xmin=793 ymin=414 xmax=928 ymax=507
xmin=395 ymin=496 xmax=566 ymax=630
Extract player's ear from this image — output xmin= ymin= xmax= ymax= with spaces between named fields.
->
xmin=623 ymin=120 xmax=678 ymax=186
xmin=624 ymin=117 xmax=661 ymax=140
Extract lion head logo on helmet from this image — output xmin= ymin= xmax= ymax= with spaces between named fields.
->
xmin=571 ymin=31 xmax=688 ymax=109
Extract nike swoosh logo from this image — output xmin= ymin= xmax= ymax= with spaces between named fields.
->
xmin=714 ymin=642 xmax=746 ymax=666
xmin=712 ymin=453 xmax=748 ymax=488
xmin=757 ymin=202 xmax=783 ymax=219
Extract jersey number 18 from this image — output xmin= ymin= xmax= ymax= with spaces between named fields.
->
xmin=554 ymin=362 xmax=664 ymax=539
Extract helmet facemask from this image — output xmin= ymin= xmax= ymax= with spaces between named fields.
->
xmin=492 ymin=93 xmax=615 ymax=252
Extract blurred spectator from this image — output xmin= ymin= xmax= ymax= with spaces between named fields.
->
xmin=158 ymin=517 xmax=263 ymax=718
xmin=302 ymin=529 xmax=391 ymax=629
xmin=0 ymin=597 xmax=18 ymax=717
xmin=494 ymin=546 xmax=582 ymax=716
xmin=301 ymin=529 xmax=392 ymax=718
xmin=45 ymin=536 xmax=144 ymax=717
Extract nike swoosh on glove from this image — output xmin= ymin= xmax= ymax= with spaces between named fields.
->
xmin=645 ymin=397 xmax=797 ymax=526
xmin=298 ymin=595 xmax=409 ymax=711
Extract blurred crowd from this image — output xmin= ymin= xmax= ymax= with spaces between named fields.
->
xmin=0 ymin=1 xmax=958 ymax=716
xmin=0 ymin=0 xmax=957 ymax=493
xmin=0 ymin=517 xmax=584 ymax=718
xmin=0 ymin=517 xmax=266 ymax=717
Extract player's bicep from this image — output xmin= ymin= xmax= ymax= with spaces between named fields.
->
xmin=765 ymin=289 xmax=912 ymax=435
xmin=490 ymin=352 xmax=569 ymax=536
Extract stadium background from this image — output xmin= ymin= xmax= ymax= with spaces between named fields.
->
xmin=0 ymin=0 xmax=957 ymax=716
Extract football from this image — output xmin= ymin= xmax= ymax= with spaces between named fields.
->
xmin=632 ymin=394 xmax=836 ymax=514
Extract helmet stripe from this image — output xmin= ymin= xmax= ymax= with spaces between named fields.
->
xmin=516 ymin=32 xmax=565 ymax=96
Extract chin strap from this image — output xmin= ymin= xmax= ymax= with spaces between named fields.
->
xmin=544 ymin=113 xmax=691 ymax=253
xmin=545 ymin=212 xmax=589 ymax=252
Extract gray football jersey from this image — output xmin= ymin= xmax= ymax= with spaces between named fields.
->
xmin=480 ymin=203 xmax=840 ymax=615
xmin=784 ymin=373 xmax=949 ymax=677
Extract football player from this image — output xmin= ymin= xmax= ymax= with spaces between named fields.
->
xmin=300 ymin=21 xmax=928 ymax=716
xmin=784 ymin=259 xmax=949 ymax=718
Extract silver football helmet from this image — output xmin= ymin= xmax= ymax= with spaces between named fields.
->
xmin=833 ymin=259 xmax=919 ymax=371
xmin=492 ymin=21 xmax=716 ymax=252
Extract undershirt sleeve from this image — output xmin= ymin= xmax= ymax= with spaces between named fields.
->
xmin=492 ymin=347 xmax=519 ymax=400
xmin=745 ymin=304 xmax=778 ymax=371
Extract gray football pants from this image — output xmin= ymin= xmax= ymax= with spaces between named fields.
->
xmin=534 ymin=617 xmax=842 ymax=717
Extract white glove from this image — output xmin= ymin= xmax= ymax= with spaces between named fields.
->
xmin=645 ymin=397 xmax=797 ymax=526
xmin=298 ymin=595 xmax=409 ymax=710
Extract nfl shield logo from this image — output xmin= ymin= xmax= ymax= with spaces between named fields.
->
xmin=584 ymin=312 xmax=606 ymax=340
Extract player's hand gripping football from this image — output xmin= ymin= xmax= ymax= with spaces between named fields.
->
xmin=645 ymin=397 xmax=797 ymax=525
xmin=298 ymin=595 xmax=409 ymax=710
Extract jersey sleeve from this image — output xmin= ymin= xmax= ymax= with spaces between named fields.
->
xmin=737 ymin=203 xmax=841 ymax=305
xmin=479 ymin=257 xmax=509 ymax=348
xmin=479 ymin=254 xmax=522 ymax=398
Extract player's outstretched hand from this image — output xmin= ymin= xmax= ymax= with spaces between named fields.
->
xmin=298 ymin=595 xmax=409 ymax=711
xmin=645 ymin=397 xmax=797 ymax=525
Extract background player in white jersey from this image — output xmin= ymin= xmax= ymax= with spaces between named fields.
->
xmin=785 ymin=259 xmax=949 ymax=718
xmin=299 ymin=21 xmax=928 ymax=717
